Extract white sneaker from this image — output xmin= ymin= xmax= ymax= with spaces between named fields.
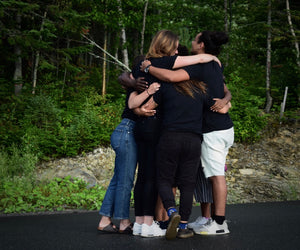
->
xmin=187 ymin=216 xmax=209 ymax=230
xmin=141 ymin=221 xmax=166 ymax=237
xmin=194 ymin=219 xmax=230 ymax=235
xmin=133 ymin=222 xmax=142 ymax=236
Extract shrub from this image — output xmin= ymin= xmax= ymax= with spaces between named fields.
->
xmin=227 ymin=72 xmax=268 ymax=143
xmin=0 ymin=176 xmax=106 ymax=213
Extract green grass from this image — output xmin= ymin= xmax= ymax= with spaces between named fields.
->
xmin=0 ymin=176 xmax=106 ymax=214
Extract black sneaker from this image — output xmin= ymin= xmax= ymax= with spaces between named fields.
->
xmin=165 ymin=212 xmax=181 ymax=240
xmin=177 ymin=228 xmax=194 ymax=239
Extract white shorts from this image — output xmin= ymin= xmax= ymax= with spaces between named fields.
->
xmin=201 ymin=127 xmax=234 ymax=178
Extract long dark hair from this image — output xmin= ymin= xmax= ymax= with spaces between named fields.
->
xmin=174 ymin=80 xmax=206 ymax=98
xmin=198 ymin=31 xmax=229 ymax=56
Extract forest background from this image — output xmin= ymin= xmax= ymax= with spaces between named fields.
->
xmin=0 ymin=0 xmax=299 ymax=213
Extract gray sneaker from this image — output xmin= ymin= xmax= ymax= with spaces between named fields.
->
xmin=187 ymin=216 xmax=209 ymax=230
xmin=193 ymin=219 xmax=230 ymax=235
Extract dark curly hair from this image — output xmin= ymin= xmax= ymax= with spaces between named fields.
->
xmin=198 ymin=31 xmax=229 ymax=56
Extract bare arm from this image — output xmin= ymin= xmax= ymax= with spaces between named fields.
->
xmin=173 ymin=54 xmax=221 ymax=68
xmin=128 ymin=83 xmax=160 ymax=109
xmin=145 ymin=65 xmax=190 ymax=82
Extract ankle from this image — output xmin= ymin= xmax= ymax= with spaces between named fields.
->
xmin=167 ymin=207 xmax=178 ymax=217
xmin=178 ymin=222 xmax=187 ymax=229
xmin=99 ymin=216 xmax=111 ymax=227
xmin=212 ymin=215 xmax=225 ymax=225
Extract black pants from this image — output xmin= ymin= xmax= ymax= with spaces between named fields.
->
xmin=134 ymin=117 xmax=160 ymax=217
xmin=156 ymin=131 xmax=202 ymax=221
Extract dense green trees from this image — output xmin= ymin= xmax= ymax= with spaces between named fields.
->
xmin=0 ymin=0 xmax=299 ymax=159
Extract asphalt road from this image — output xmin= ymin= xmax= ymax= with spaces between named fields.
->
xmin=1 ymin=200 xmax=300 ymax=250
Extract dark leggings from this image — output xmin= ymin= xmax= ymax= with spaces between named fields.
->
xmin=156 ymin=131 xmax=202 ymax=221
xmin=134 ymin=118 xmax=160 ymax=217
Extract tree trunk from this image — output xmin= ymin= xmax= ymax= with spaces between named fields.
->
xmin=13 ymin=13 xmax=22 ymax=96
xmin=61 ymin=37 xmax=70 ymax=96
xmin=140 ymin=0 xmax=149 ymax=55
xmin=286 ymin=0 xmax=300 ymax=68
xmin=224 ymin=0 xmax=228 ymax=33
xmin=224 ymin=0 xmax=229 ymax=67
xmin=117 ymin=0 xmax=129 ymax=68
xmin=265 ymin=0 xmax=273 ymax=113
xmin=32 ymin=11 xmax=47 ymax=95
xmin=102 ymin=31 xmax=107 ymax=96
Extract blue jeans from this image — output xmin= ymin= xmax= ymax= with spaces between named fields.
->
xmin=99 ymin=118 xmax=137 ymax=219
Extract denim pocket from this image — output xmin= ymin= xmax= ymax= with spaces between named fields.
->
xmin=110 ymin=127 xmax=124 ymax=150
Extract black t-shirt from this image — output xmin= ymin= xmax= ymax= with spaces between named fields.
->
xmin=153 ymin=82 xmax=214 ymax=135
xmin=121 ymin=88 xmax=139 ymax=121
xmin=183 ymin=61 xmax=234 ymax=133
xmin=132 ymin=55 xmax=178 ymax=120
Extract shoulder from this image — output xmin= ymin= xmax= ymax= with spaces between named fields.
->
xmin=151 ymin=55 xmax=178 ymax=68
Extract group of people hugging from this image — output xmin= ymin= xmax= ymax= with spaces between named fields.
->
xmin=97 ymin=29 xmax=234 ymax=240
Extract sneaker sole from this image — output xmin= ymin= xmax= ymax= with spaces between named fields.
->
xmin=197 ymin=229 xmax=230 ymax=235
xmin=177 ymin=231 xmax=194 ymax=239
xmin=141 ymin=234 xmax=153 ymax=237
xmin=165 ymin=214 xmax=181 ymax=240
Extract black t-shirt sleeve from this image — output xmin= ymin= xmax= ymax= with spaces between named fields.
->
xmin=182 ymin=63 xmax=204 ymax=81
xmin=151 ymin=55 xmax=178 ymax=69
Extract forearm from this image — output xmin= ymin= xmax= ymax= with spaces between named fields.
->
xmin=173 ymin=54 xmax=217 ymax=69
xmin=128 ymin=90 xmax=151 ymax=109
xmin=223 ymin=84 xmax=232 ymax=103
xmin=148 ymin=66 xmax=189 ymax=82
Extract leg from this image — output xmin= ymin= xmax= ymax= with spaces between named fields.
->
xmin=210 ymin=175 xmax=227 ymax=216
xmin=99 ymin=119 xmax=137 ymax=230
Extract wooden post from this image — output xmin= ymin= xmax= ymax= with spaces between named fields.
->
xmin=280 ymin=87 xmax=288 ymax=119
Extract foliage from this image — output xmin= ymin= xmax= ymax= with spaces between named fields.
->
xmin=0 ymin=144 xmax=37 ymax=182
xmin=0 ymin=176 xmax=106 ymax=213
xmin=0 ymin=145 xmax=108 ymax=214
xmin=227 ymin=72 xmax=268 ymax=143
xmin=0 ymin=85 xmax=124 ymax=161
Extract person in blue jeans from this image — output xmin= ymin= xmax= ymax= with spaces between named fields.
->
xmin=97 ymin=69 xmax=160 ymax=234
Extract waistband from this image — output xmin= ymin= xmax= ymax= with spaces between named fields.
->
xmin=120 ymin=118 xmax=136 ymax=128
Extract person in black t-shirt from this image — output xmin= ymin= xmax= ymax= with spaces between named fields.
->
xmin=140 ymin=31 xmax=234 ymax=236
